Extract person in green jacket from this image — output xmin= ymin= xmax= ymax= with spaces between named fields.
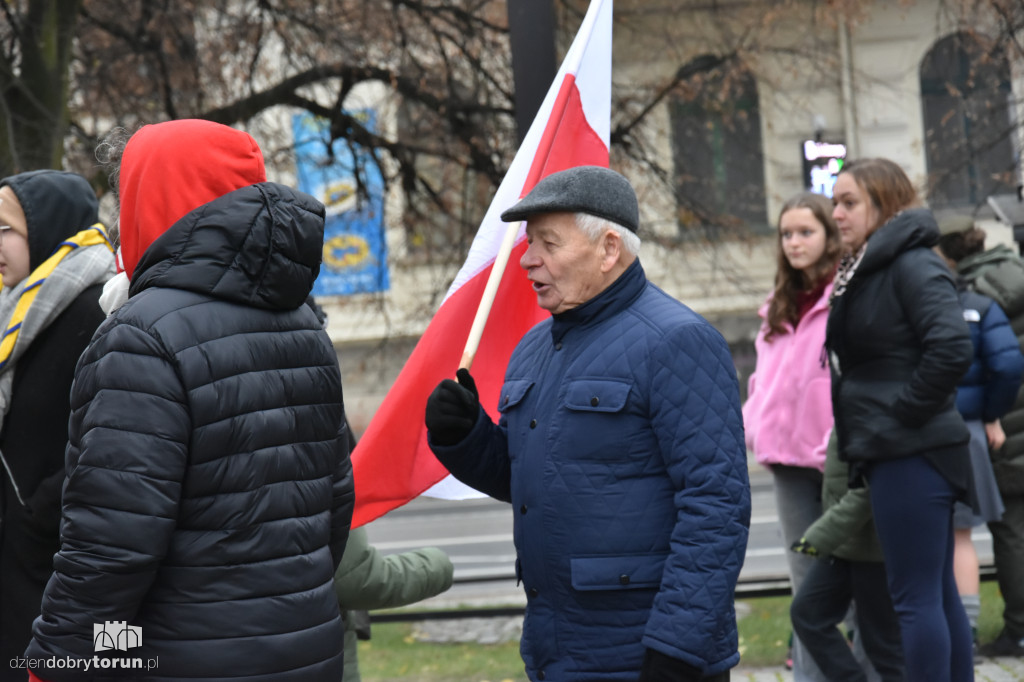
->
xmin=789 ymin=431 xmax=904 ymax=681
xmin=938 ymin=218 xmax=1024 ymax=658
xmin=334 ymin=524 xmax=454 ymax=682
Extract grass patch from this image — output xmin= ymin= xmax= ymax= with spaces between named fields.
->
xmin=358 ymin=621 xmax=526 ymax=682
xmin=358 ymin=581 xmax=1008 ymax=679
xmin=735 ymin=595 xmax=792 ymax=667
xmin=735 ymin=580 xmax=1007 ymax=668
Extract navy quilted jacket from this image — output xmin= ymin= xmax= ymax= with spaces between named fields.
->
xmin=432 ymin=260 xmax=750 ymax=681
xmin=26 ymin=183 xmax=353 ymax=681
xmin=955 ymin=289 xmax=1024 ymax=422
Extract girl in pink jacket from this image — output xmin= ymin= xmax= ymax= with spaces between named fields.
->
xmin=742 ymin=191 xmax=841 ymax=680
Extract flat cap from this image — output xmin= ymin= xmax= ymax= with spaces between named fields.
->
xmin=500 ymin=165 xmax=638 ymax=232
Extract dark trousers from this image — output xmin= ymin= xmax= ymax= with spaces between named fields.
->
xmin=0 ymin=479 xmax=58 ymax=682
xmin=791 ymin=557 xmax=904 ymax=681
xmin=989 ymin=492 xmax=1024 ymax=639
xmin=867 ymin=456 xmax=973 ymax=682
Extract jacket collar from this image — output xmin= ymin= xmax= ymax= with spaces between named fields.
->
xmin=550 ymin=258 xmax=646 ymax=343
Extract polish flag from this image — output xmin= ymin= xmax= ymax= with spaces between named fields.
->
xmin=351 ymin=0 xmax=613 ymax=527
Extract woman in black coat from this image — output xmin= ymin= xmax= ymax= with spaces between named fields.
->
xmin=827 ymin=158 xmax=974 ymax=681
xmin=0 ymin=171 xmax=114 ymax=682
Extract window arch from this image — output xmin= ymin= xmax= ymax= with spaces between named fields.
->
xmin=920 ymin=32 xmax=1016 ymax=209
xmin=670 ymin=58 xmax=767 ymax=236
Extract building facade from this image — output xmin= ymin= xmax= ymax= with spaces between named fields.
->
xmin=314 ymin=0 xmax=1023 ymax=432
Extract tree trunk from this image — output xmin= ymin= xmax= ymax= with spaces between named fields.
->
xmin=0 ymin=0 xmax=82 ymax=174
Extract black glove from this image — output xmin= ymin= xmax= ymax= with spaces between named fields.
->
xmin=425 ymin=368 xmax=479 ymax=446
xmin=638 ymin=648 xmax=703 ymax=682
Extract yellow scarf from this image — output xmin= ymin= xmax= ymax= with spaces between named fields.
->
xmin=0 ymin=223 xmax=114 ymax=370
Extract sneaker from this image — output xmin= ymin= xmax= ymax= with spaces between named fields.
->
xmin=977 ymin=630 xmax=1024 ymax=657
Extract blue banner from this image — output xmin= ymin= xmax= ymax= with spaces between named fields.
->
xmin=292 ymin=110 xmax=389 ymax=295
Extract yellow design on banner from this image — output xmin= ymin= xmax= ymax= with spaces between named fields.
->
xmin=0 ymin=223 xmax=113 ymax=369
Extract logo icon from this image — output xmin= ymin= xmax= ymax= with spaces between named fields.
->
xmin=93 ymin=621 xmax=142 ymax=652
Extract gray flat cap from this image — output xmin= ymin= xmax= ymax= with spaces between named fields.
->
xmin=500 ymin=165 xmax=638 ymax=232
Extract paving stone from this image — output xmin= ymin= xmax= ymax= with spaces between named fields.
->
xmin=734 ymin=656 xmax=1024 ymax=681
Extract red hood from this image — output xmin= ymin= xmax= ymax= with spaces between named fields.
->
xmin=118 ymin=119 xmax=266 ymax=279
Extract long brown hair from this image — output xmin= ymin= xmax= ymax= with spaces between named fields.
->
xmin=839 ymin=158 xmax=921 ymax=234
xmin=765 ymin=192 xmax=842 ymax=341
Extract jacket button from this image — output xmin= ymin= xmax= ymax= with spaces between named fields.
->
xmin=590 ymin=396 xmax=599 ymax=406
xmin=619 ymin=574 xmax=630 ymax=585
xmin=529 ymin=419 xmax=537 ymax=428
xmin=538 ymin=671 xmax=546 ymax=680
xmin=503 ymin=395 xmax=509 ymax=406
xmin=528 ymin=588 xmax=538 ymax=598
xmin=520 ymin=505 xmax=527 ymax=514
xmin=555 ymin=342 xmax=562 ymax=350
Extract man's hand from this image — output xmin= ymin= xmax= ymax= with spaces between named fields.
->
xmin=425 ymin=368 xmax=480 ymax=446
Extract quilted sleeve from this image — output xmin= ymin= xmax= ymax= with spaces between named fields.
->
xmin=330 ymin=418 xmax=355 ymax=570
xmin=978 ymin=301 xmax=1024 ymax=422
xmin=26 ymin=320 xmax=190 ymax=671
xmin=642 ymin=320 xmax=751 ymax=674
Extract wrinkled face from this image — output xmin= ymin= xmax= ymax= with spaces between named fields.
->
xmin=832 ymin=173 xmax=879 ymax=252
xmin=519 ymin=212 xmax=608 ymax=314
xmin=779 ymin=207 xmax=827 ymax=274
xmin=0 ymin=186 xmax=30 ymax=288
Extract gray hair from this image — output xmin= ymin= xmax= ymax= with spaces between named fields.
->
xmin=94 ymin=126 xmax=135 ymax=246
xmin=575 ymin=212 xmax=641 ymax=256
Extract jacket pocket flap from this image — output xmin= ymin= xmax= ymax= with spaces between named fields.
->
xmin=570 ymin=553 xmax=665 ymax=591
xmin=498 ymin=380 xmax=534 ymax=412
xmin=564 ymin=379 xmax=631 ymax=412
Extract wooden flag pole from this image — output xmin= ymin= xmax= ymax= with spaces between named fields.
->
xmin=458 ymin=219 xmax=525 ymax=371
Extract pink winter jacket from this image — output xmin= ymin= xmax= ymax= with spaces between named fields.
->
xmin=742 ymin=284 xmax=833 ymax=471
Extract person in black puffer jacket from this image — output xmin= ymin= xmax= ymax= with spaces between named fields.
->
xmin=24 ymin=120 xmax=353 ymax=682
xmin=827 ymin=158 xmax=974 ymax=681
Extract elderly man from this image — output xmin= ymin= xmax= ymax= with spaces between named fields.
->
xmin=426 ymin=165 xmax=750 ymax=681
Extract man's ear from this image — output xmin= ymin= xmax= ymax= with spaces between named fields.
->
xmin=599 ymin=229 xmax=623 ymax=273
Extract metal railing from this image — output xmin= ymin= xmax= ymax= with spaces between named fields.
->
xmin=370 ymin=563 xmax=999 ymax=624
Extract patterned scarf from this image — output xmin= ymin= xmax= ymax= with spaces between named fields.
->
xmin=830 ymin=242 xmax=868 ymax=306
xmin=0 ymin=223 xmax=115 ymax=504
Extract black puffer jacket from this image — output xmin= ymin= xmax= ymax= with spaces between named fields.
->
xmin=26 ymin=183 xmax=353 ymax=681
xmin=826 ymin=208 xmax=972 ymax=462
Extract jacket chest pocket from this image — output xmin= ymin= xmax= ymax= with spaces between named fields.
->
xmin=558 ymin=379 xmax=634 ymax=459
xmin=498 ymin=379 xmax=534 ymax=413
xmin=498 ymin=380 xmax=535 ymax=458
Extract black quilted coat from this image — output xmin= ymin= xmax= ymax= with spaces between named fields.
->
xmin=25 ymin=183 xmax=353 ymax=681
xmin=826 ymin=208 xmax=972 ymax=462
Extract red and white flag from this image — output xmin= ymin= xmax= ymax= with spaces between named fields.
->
xmin=351 ymin=0 xmax=613 ymax=527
